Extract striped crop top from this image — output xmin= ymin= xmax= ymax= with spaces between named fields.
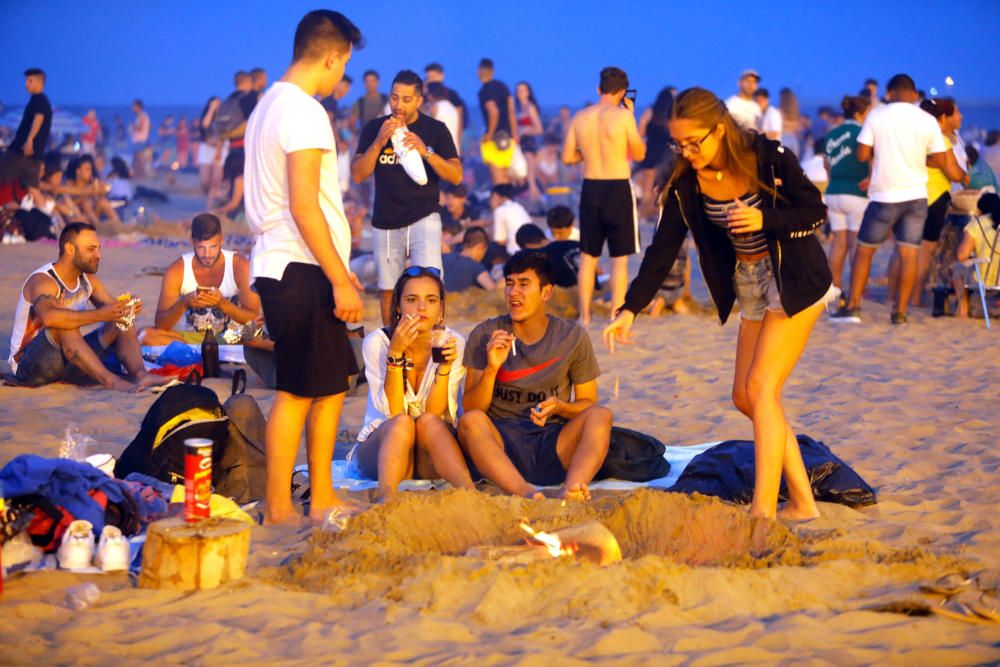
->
xmin=702 ymin=192 xmax=768 ymax=256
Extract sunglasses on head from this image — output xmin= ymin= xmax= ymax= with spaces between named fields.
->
xmin=403 ymin=266 xmax=442 ymax=278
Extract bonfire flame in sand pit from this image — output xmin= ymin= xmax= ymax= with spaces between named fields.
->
xmin=466 ymin=521 xmax=622 ymax=566
xmin=519 ymin=521 xmax=580 ymax=558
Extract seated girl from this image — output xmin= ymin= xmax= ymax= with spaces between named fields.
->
xmin=349 ymin=267 xmax=477 ymax=502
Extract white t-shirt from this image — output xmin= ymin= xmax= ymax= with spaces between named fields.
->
xmin=432 ymin=100 xmax=461 ymax=156
xmin=760 ymin=105 xmax=783 ymax=138
xmin=726 ymin=96 xmax=762 ymax=131
xmin=244 ymin=81 xmax=351 ymax=281
xmin=493 ymin=199 xmax=533 ymax=254
xmin=856 ymin=102 xmax=948 ymax=203
xmin=356 ymin=327 xmax=467 ymax=443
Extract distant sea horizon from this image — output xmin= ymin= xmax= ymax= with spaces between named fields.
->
xmin=7 ymin=97 xmax=1000 ymax=142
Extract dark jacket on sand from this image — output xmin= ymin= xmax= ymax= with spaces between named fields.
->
xmin=621 ymin=136 xmax=832 ymax=323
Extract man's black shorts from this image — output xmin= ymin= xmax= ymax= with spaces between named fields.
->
xmin=254 ymin=262 xmax=358 ymax=398
xmin=494 ymin=418 xmax=567 ymax=486
xmin=579 ymin=178 xmax=639 ymax=258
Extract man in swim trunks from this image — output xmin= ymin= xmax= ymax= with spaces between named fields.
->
xmin=562 ymin=67 xmax=646 ymax=324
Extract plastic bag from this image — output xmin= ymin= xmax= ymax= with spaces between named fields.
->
xmin=509 ymin=143 xmax=528 ymax=180
xmin=60 ymin=425 xmax=96 ymax=462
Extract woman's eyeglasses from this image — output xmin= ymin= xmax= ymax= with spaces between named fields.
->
xmin=403 ymin=266 xmax=442 ymax=278
xmin=667 ymin=128 xmax=715 ymax=155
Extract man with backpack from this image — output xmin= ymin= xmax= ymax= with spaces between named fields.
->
xmin=214 ymin=71 xmax=258 ymax=164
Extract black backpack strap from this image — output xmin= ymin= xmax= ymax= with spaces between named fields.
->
xmin=231 ymin=368 xmax=247 ymax=396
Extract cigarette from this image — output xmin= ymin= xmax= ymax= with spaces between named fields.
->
xmin=406 ymin=314 xmax=415 ymax=321
xmin=613 ymin=375 xmax=620 ymax=400
xmin=511 ymin=338 xmax=517 ymax=356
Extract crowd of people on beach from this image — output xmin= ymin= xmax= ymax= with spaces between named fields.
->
xmin=2 ymin=8 xmax=999 ymax=525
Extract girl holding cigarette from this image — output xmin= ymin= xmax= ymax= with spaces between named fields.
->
xmin=350 ymin=267 xmax=476 ymax=502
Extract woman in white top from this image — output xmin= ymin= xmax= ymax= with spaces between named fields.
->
xmin=351 ymin=267 xmax=476 ymax=502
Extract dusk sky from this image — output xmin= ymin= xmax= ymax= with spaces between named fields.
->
xmin=3 ymin=0 xmax=999 ymax=111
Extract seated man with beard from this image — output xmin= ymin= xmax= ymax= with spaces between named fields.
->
xmin=8 ymin=222 xmax=167 ymax=391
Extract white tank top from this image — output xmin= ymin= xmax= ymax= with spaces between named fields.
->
xmin=9 ymin=263 xmax=93 ymax=372
xmin=179 ymin=249 xmax=240 ymax=332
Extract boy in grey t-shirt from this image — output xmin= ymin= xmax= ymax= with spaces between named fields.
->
xmin=459 ymin=250 xmax=612 ymax=501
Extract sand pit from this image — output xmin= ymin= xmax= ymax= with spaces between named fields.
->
xmin=271 ymin=489 xmax=963 ymax=630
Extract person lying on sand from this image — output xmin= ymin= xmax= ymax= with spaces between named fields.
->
xmin=140 ymin=213 xmax=260 ymax=345
xmin=7 ymin=222 xmax=170 ymax=392
xmin=348 ymin=267 xmax=477 ymax=502
xmin=458 ymin=250 xmax=612 ymax=501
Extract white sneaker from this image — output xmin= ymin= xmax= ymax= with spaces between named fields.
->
xmin=95 ymin=525 xmax=131 ymax=572
xmin=57 ymin=520 xmax=95 ymax=570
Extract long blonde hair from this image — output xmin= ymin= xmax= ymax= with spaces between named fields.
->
xmin=662 ymin=87 xmax=776 ymax=204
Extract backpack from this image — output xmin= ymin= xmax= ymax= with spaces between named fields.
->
xmin=114 ymin=371 xmax=267 ymax=504
xmin=594 ymin=426 xmax=670 ymax=482
xmin=215 ymin=371 xmax=267 ymax=504
xmin=114 ymin=382 xmax=230 ymax=486
xmin=210 ymin=92 xmax=248 ymax=139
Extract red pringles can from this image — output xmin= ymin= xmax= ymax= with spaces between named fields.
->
xmin=184 ymin=438 xmax=213 ymax=522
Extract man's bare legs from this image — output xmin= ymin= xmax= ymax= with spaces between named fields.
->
xmin=893 ymin=243 xmax=919 ymax=316
xmin=264 ymin=391 xmax=312 ymax=524
xmin=458 ymin=407 xmax=610 ymax=501
xmin=553 ymin=405 xmax=612 ymax=501
xmin=380 ymin=290 xmax=393 ymax=327
xmin=458 ymin=410 xmax=542 ymax=498
xmin=828 ymin=230 xmax=858 ymax=291
xmin=49 ymin=327 xmax=133 ymax=391
xmin=577 ymin=252 xmax=600 ymax=324
xmin=304 ymin=392 xmax=349 ymax=520
xmin=844 ymin=244 xmax=878 ymax=310
xmin=911 ymin=240 xmax=937 ymax=306
xmin=609 ymin=255 xmax=629 ymax=317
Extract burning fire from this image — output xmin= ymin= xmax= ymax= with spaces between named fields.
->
xmin=519 ymin=521 xmax=579 ymax=558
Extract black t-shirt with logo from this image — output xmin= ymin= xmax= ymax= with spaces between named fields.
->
xmin=356 ymin=112 xmax=458 ymax=230
xmin=478 ymin=80 xmax=512 ymax=135
xmin=545 ymin=241 xmax=582 ymax=288
xmin=10 ymin=93 xmax=52 ymax=156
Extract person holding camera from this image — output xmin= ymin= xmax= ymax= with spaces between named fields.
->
xmin=561 ymin=67 xmax=646 ymax=324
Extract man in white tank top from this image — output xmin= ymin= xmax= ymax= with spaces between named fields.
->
xmin=142 ymin=213 xmax=260 ymax=345
xmin=8 ymin=222 xmax=169 ymax=391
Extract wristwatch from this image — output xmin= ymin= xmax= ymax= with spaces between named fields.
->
xmin=423 ymin=146 xmax=435 ymax=159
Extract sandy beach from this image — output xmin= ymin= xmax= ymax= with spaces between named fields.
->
xmin=1 ymin=227 xmax=999 ymax=664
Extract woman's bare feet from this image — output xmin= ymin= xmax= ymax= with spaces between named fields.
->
xmin=519 ymin=485 xmax=545 ymax=500
xmin=777 ymin=502 xmax=821 ymax=522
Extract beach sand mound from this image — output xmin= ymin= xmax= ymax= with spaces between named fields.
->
xmin=272 ymin=489 xmax=958 ymax=629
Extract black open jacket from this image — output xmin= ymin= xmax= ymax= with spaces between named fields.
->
xmin=622 ymin=136 xmax=832 ymax=324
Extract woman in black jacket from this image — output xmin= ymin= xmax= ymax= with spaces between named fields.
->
xmin=602 ymin=88 xmax=836 ymax=521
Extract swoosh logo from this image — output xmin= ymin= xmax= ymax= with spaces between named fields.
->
xmin=496 ymin=356 xmax=562 ymax=383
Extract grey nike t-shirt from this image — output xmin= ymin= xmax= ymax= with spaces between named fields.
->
xmin=464 ymin=315 xmax=600 ymax=422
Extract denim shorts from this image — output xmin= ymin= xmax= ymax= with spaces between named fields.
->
xmin=14 ymin=328 xmax=107 ymax=387
xmin=373 ymin=212 xmax=443 ymax=290
xmin=733 ymin=256 xmax=783 ymax=321
xmin=857 ymin=199 xmax=928 ymax=248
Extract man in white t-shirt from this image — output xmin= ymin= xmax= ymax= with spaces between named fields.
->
xmin=490 ymin=184 xmax=532 ymax=255
xmin=725 ymin=69 xmax=762 ymax=131
xmin=753 ymin=88 xmax=782 ymax=141
xmin=426 ymin=82 xmax=461 ymax=156
xmin=832 ymin=74 xmax=951 ymax=325
xmin=244 ymin=9 xmax=365 ymax=525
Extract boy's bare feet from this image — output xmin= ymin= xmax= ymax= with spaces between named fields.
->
xmin=559 ymin=482 xmax=591 ymax=502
